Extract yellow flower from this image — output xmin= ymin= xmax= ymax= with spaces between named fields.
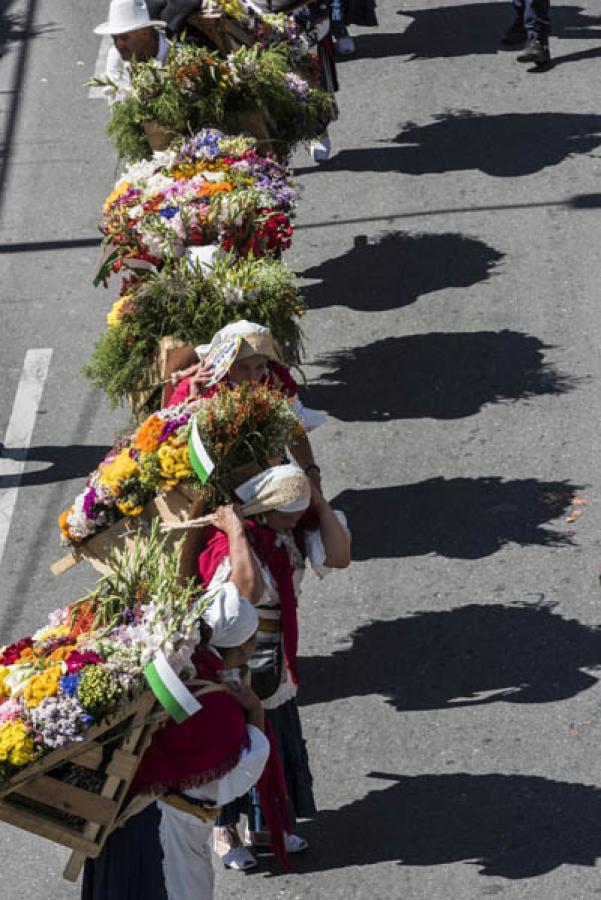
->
xmin=0 ymin=667 xmax=11 ymax=698
xmin=99 ymin=449 xmax=140 ymax=494
xmin=0 ymin=721 xmax=35 ymax=767
xmin=23 ymin=666 xmax=61 ymax=709
xmin=103 ymin=180 xmax=131 ymax=212
xmin=106 ymin=294 xmax=132 ymax=328
xmin=116 ymin=499 xmax=144 ymax=517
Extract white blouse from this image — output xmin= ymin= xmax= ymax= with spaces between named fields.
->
xmin=183 ymin=724 xmax=269 ymax=807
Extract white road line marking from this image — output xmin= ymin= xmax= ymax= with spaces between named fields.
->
xmin=0 ymin=349 xmax=53 ymax=568
xmin=88 ymin=34 xmax=112 ymax=99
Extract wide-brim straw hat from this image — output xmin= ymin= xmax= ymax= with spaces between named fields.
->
xmin=94 ymin=0 xmax=166 ymax=35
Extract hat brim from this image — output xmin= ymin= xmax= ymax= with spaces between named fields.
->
xmin=94 ymin=19 xmax=166 ymax=35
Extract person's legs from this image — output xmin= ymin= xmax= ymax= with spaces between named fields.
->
xmin=158 ymin=801 xmax=215 ymax=898
xmin=523 ymin=0 xmax=551 ymax=39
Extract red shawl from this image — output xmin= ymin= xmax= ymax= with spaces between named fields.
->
xmin=130 ymin=649 xmax=290 ymax=866
xmin=130 ymin=651 xmax=249 ymax=796
xmin=198 ymin=521 xmax=300 ymax=686
xmin=168 ymin=361 xmax=298 ymax=408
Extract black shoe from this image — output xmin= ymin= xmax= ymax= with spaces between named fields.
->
xmin=517 ymin=36 xmax=551 ymax=65
xmin=500 ymin=18 xmax=527 ymax=46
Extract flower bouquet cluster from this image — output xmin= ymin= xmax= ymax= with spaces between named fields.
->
xmin=58 ymin=384 xmax=301 ymax=548
xmin=58 ymin=404 xmax=196 ymax=546
xmin=194 ymin=381 xmax=302 ymax=484
xmin=99 ymin=41 xmax=335 ymax=161
xmin=86 ymin=253 xmax=305 ymax=411
xmin=0 ymin=529 xmax=207 ymax=785
xmin=97 ymin=129 xmax=297 ymax=285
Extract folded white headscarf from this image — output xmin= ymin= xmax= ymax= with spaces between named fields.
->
xmin=195 ymin=320 xmax=271 ymax=359
xmin=235 ymin=463 xmax=311 ymax=514
xmin=203 ymin=583 xmax=259 ymax=648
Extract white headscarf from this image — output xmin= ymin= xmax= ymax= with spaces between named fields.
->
xmin=202 ymin=583 xmax=258 ymax=648
xmin=195 ymin=320 xmax=270 ymax=358
xmin=235 ymin=463 xmax=311 ymax=514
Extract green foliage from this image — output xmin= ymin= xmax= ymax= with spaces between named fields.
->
xmin=84 ymin=254 xmax=305 ymax=411
xmin=99 ymin=42 xmax=335 ymax=161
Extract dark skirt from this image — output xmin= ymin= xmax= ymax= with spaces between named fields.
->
xmin=217 ymin=697 xmax=316 ymax=829
xmin=82 ymin=803 xmax=167 ymax=900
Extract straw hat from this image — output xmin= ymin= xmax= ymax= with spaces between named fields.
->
xmin=94 ymin=0 xmax=166 ymax=35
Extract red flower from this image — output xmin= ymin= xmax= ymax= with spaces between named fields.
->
xmin=0 ymin=637 xmax=34 ymax=666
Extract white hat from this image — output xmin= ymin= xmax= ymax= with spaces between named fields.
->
xmin=94 ymin=0 xmax=166 ymax=35
xmin=203 ymin=583 xmax=259 ymax=649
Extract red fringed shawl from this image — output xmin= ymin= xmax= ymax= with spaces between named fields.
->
xmin=198 ymin=520 xmax=300 ymax=687
xmin=130 ymin=649 xmax=290 ymax=866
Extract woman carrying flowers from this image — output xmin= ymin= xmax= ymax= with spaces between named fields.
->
xmin=82 ymin=583 xmax=287 ymax=900
xmin=188 ymin=464 xmax=351 ymax=870
xmin=168 ymin=319 xmax=325 ymax=489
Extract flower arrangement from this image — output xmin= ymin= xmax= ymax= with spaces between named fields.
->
xmin=85 ymin=253 xmax=305 ymax=412
xmin=0 ymin=529 xmax=208 ymax=785
xmin=94 ymin=41 xmax=334 ymax=161
xmin=58 ymin=384 xmax=300 ymax=548
xmin=194 ymin=381 xmax=302 ymax=484
xmin=58 ymin=404 xmax=196 ymax=546
xmin=96 ymin=129 xmax=297 ymax=285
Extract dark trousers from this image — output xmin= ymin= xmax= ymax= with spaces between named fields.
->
xmin=513 ymin=0 xmax=551 ymax=38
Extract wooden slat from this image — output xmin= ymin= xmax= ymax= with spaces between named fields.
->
xmin=0 ymin=693 xmax=154 ymax=796
xmin=14 ymin=776 xmax=118 ymax=826
xmin=63 ymin=694 xmax=161 ymax=883
xmin=50 ymin=552 xmax=78 ymax=575
xmin=105 ymin=749 xmax=139 ymax=781
xmin=74 ymin=743 xmax=104 ymax=771
xmin=0 ymin=801 xmax=102 ymax=856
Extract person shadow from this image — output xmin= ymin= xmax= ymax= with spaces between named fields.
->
xmin=0 ymin=445 xmax=111 ymax=489
xmin=299 ymin=601 xmax=600 ymax=710
xmin=302 ymin=332 xmax=575 ymax=422
xmin=289 ymin=771 xmax=601 ymax=879
xmin=333 ymin=478 xmax=579 ymax=561
xmin=351 ymin=2 xmax=601 ymax=60
xmin=302 ymin=232 xmax=503 ymax=313
xmin=311 ymin=110 xmax=601 ymax=178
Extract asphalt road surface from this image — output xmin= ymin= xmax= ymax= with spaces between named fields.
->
xmin=3 ymin=1 xmax=601 ymax=898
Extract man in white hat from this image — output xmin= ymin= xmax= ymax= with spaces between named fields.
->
xmin=94 ymin=0 xmax=168 ymax=102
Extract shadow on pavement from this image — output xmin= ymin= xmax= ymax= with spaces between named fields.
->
xmin=0 ymin=0 xmax=54 ymax=61
xmin=302 ymin=231 xmax=503 ymax=312
xmin=303 ymin=332 xmax=574 ymax=422
xmin=310 ymin=111 xmax=601 ymax=177
xmin=0 ymin=445 xmax=111 ymax=488
xmin=351 ymin=2 xmax=601 ymax=60
xmin=290 ymin=772 xmax=601 ymax=879
xmin=333 ymin=478 xmax=578 ymax=560
xmin=299 ymin=601 xmax=600 ymax=709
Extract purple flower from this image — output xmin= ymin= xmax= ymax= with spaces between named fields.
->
xmin=284 ymin=72 xmax=309 ymax=100
xmin=82 ymin=486 xmax=99 ymax=520
xmin=159 ymin=206 xmax=179 ymax=219
xmin=159 ymin=414 xmax=191 ymax=443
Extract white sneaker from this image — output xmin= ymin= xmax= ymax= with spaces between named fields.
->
xmin=221 ymin=846 xmax=258 ymax=871
xmin=284 ymin=832 xmax=309 ymax=853
xmin=309 ymin=134 xmax=332 ymax=163
xmin=336 ymin=35 xmax=356 ymax=56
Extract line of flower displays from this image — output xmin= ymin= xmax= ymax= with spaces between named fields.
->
xmin=0 ymin=6 xmax=330 ymax=781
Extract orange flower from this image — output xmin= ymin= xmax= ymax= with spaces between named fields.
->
xmin=198 ymin=181 xmax=233 ymax=197
xmin=134 ymin=415 xmax=164 ymax=454
xmin=47 ymin=645 xmax=77 ymax=664
xmin=58 ymin=508 xmax=80 ymax=543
